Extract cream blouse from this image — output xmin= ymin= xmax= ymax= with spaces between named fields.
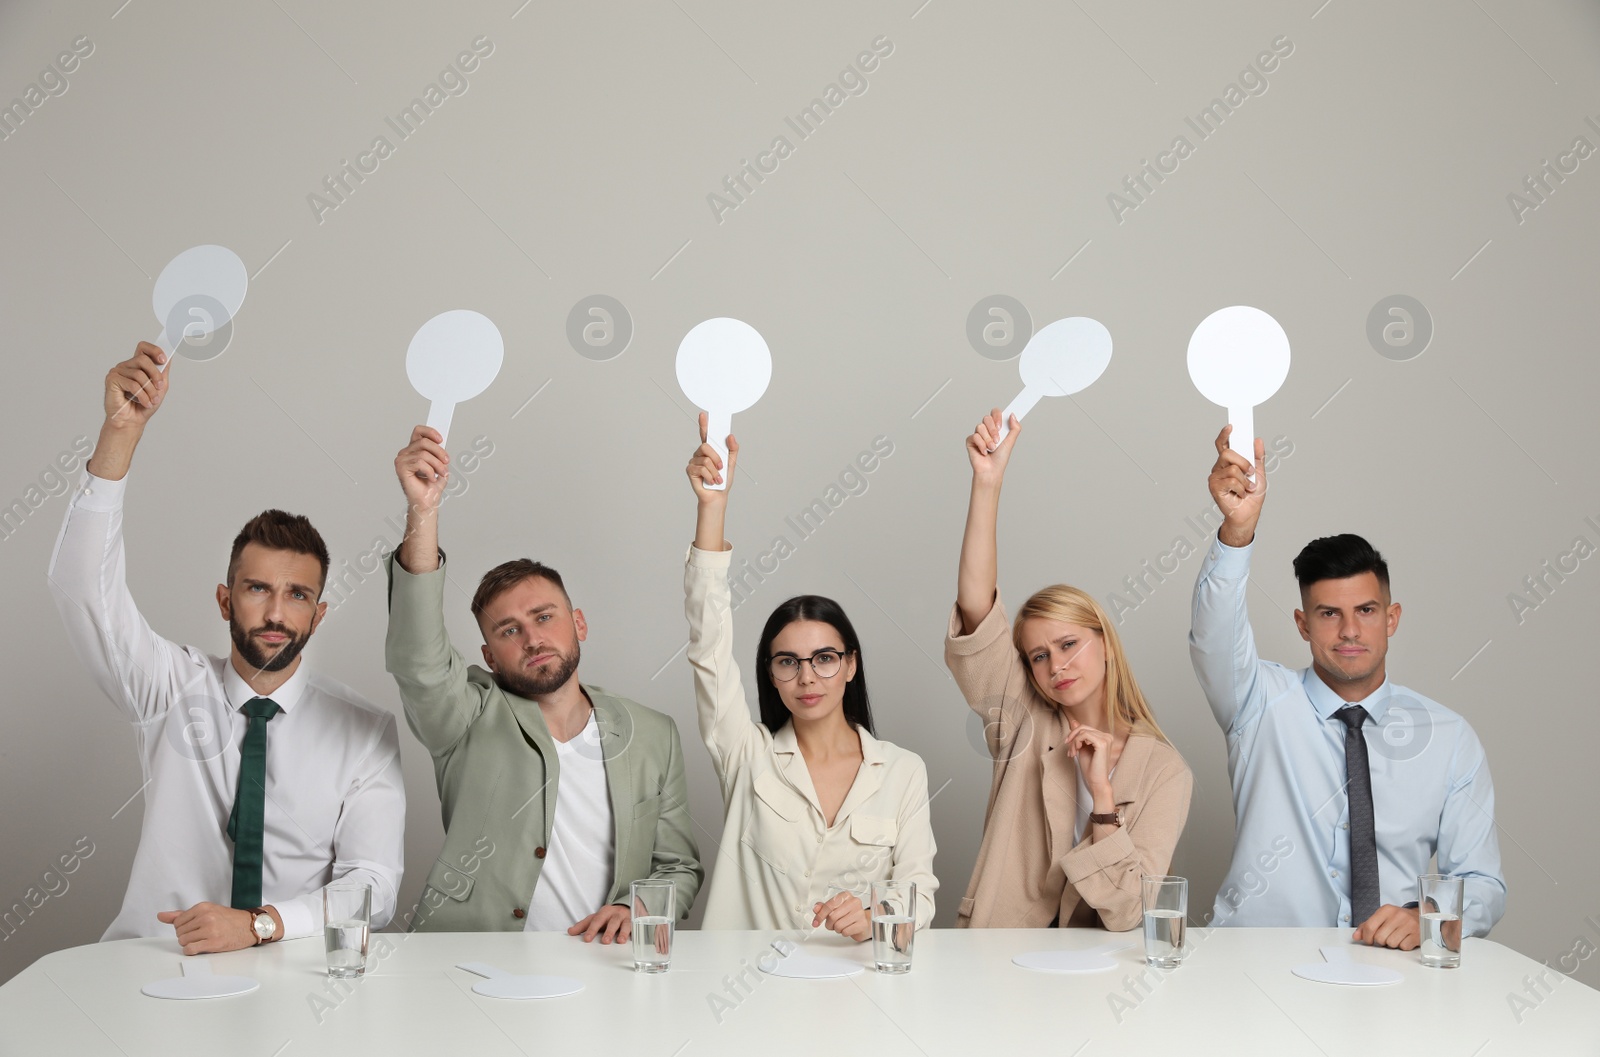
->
xmin=684 ymin=544 xmax=938 ymax=930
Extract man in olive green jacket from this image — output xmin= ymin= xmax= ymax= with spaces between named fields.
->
xmin=386 ymin=426 xmax=703 ymax=938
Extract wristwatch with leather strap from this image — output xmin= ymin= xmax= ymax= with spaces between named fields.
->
xmin=249 ymin=907 xmax=278 ymax=944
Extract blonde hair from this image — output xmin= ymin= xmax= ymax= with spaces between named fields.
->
xmin=1011 ymin=584 xmax=1170 ymax=743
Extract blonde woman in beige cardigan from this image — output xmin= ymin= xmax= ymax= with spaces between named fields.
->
xmin=946 ymin=409 xmax=1191 ymax=930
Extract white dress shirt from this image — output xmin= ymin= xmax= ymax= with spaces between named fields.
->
xmin=47 ymin=471 xmax=406 ymax=941
xmin=524 ymin=710 xmax=616 ymax=931
xmin=685 ymin=545 xmax=938 ymax=931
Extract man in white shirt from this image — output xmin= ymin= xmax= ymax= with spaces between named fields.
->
xmin=48 ymin=344 xmax=405 ymax=953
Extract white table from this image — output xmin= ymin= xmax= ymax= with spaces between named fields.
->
xmin=2 ymin=928 xmax=1595 ymax=1055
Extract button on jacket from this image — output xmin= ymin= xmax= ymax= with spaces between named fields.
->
xmin=685 ymin=545 xmax=937 ymax=930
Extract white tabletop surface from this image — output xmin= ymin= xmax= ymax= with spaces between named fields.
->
xmin=2 ymin=927 xmax=1595 ymax=1056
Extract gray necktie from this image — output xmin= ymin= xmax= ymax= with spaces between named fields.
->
xmin=1336 ymin=705 xmax=1380 ymax=924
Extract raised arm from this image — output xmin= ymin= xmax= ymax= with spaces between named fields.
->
xmin=48 ymin=345 xmax=200 ymax=722
xmin=956 ymin=409 xmax=1020 ymax=635
xmin=683 ymin=413 xmax=764 ymax=784
xmin=384 ymin=426 xmax=483 ymax=756
xmin=1188 ymin=427 xmax=1271 ymax=734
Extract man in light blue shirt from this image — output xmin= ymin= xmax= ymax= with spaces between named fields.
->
xmin=1189 ymin=428 xmax=1505 ymax=947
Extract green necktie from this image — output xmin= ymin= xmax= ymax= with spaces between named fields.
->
xmin=227 ymin=697 xmax=281 ymax=910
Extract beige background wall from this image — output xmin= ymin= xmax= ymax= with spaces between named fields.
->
xmin=2 ymin=0 xmax=1597 ymax=1000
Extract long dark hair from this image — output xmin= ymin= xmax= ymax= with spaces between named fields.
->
xmin=755 ymin=595 xmax=875 ymax=736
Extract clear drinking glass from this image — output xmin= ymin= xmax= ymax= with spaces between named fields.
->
xmin=1141 ymin=875 xmax=1187 ymax=969
xmin=323 ymin=882 xmax=371 ymax=979
xmin=870 ymin=880 xmax=917 ymax=974
xmin=630 ymin=879 xmax=675 ymax=973
xmin=1418 ymin=874 xmax=1464 ymax=969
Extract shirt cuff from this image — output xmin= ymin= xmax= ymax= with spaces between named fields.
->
xmin=687 ymin=543 xmax=734 ymax=571
xmin=274 ymin=894 xmax=317 ymax=941
xmin=1206 ymin=536 xmax=1254 ymax=578
xmin=73 ymin=470 xmax=127 ymax=513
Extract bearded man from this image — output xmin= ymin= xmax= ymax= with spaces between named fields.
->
xmin=49 ymin=344 xmax=404 ymax=953
xmin=386 ymin=426 xmax=702 ymax=939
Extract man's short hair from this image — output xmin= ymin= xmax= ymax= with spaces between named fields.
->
xmin=471 ymin=559 xmax=570 ymax=623
xmin=1292 ymin=534 xmax=1390 ymax=594
xmin=226 ymin=510 xmax=331 ymax=593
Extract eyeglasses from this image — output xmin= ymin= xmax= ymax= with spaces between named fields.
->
xmin=767 ymin=649 xmax=847 ymax=682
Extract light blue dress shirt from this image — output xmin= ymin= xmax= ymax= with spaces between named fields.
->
xmin=1189 ymin=538 xmax=1506 ymax=936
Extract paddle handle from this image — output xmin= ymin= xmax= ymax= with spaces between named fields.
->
xmin=1228 ymin=404 xmax=1255 ymax=479
xmin=703 ymin=409 xmax=732 ymax=492
xmin=992 ymin=386 xmax=1042 ymax=449
xmin=427 ymin=401 xmax=457 ymax=447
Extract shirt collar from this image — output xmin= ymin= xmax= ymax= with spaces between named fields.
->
xmin=1302 ymin=667 xmax=1395 ymax=724
xmin=224 ymin=656 xmax=311 ymax=714
xmin=772 ymin=721 xmax=885 ymax=765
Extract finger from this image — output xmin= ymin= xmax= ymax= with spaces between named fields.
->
xmin=1215 ymin=446 xmax=1254 ymax=476
xmin=582 ymin=914 xmax=605 ymax=942
xmin=1251 ymin=436 xmax=1267 ymax=491
xmin=567 ymin=916 xmax=591 ymax=937
xmin=996 ymin=414 xmax=1022 ymax=454
xmin=696 ymin=441 xmax=723 ymax=471
xmin=615 ymin=916 xmax=633 ymax=944
xmin=133 ymin=344 xmax=169 ymax=380
xmin=410 ymin=437 xmax=450 ymax=464
xmin=157 ymin=911 xmax=180 ymax=924
xmin=698 ymin=411 xmax=708 ymax=444
xmin=1215 ymin=425 xmax=1232 ymax=456
xmin=111 ymin=365 xmax=158 ymax=408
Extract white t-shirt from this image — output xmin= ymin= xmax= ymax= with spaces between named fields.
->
xmin=524 ymin=711 xmax=616 ymax=931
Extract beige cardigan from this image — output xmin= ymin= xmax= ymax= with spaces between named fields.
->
xmin=945 ymin=593 xmax=1192 ymax=930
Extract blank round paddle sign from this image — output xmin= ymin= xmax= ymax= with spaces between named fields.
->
xmin=1187 ymin=306 xmax=1290 ymax=466
xmin=993 ymin=317 xmax=1113 ymax=447
xmin=676 ymin=317 xmax=772 ymax=491
xmin=406 ymin=310 xmax=505 ymax=445
xmin=151 ymin=245 xmax=248 ymax=362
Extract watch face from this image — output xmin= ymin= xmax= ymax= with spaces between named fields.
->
xmin=253 ymin=913 xmax=274 ymax=940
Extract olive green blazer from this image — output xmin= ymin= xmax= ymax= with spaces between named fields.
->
xmin=384 ymin=553 xmax=703 ymax=932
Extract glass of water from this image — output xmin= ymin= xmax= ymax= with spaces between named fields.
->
xmin=869 ymin=880 xmax=917 ymax=974
xmin=323 ymin=882 xmax=371 ymax=979
xmin=1418 ymin=874 xmax=1464 ymax=969
xmin=1141 ymin=875 xmax=1187 ymax=969
xmin=630 ymin=879 xmax=675 ymax=973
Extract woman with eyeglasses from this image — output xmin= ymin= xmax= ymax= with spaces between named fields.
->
xmin=682 ymin=416 xmax=937 ymax=939
xmin=946 ymin=409 xmax=1191 ymax=931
